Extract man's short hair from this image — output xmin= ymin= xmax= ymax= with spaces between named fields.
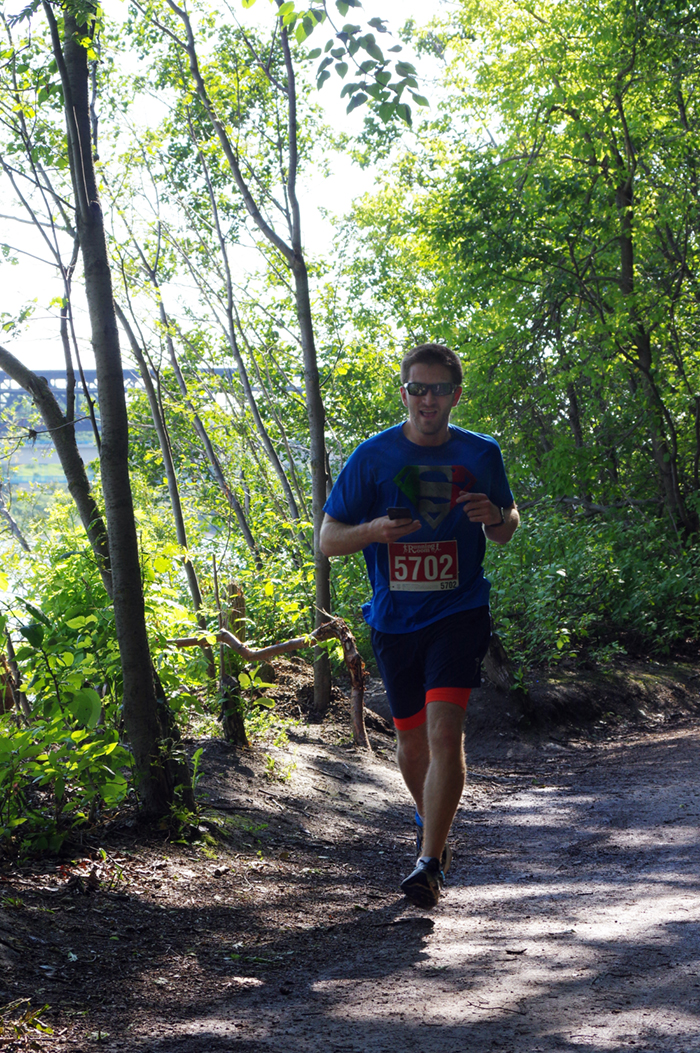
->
xmin=400 ymin=343 xmax=463 ymax=386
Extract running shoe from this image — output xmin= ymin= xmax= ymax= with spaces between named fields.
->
xmin=415 ymin=814 xmax=452 ymax=874
xmin=401 ymin=856 xmax=444 ymax=908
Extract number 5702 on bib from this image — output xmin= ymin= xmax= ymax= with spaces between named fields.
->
xmin=388 ymin=540 xmax=459 ymax=592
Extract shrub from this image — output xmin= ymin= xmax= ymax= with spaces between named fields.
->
xmin=485 ymin=507 xmax=700 ymax=667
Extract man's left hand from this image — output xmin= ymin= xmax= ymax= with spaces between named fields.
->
xmin=456 ymin=491 xmax=501 ymax=525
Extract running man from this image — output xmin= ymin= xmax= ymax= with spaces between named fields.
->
xmin=320 ymin=343 xmax=519 ymax=908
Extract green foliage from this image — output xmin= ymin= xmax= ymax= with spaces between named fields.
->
xmin=241 ymin=0 xmax=421 ymax=123
xmin=486 ymin=508 xmax=700 ymax=668
xmin=0 ymin=491 xmax=210 ymax=853
xmin=344 ymin=0 xmax=700 ymax=535
xmin=0 ymin=517 xmax=133 ymax=852
xmin=0 ymin=998 xmax=53 ymax=1046
xmin=0 ymin=714 xmax=131 ymax=854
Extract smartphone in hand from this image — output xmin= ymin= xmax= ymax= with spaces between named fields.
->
xmin=387 ymin=507 xmax=411 ymax=520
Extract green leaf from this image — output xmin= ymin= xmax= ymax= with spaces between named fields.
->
xmin=317 ymin=69 xmax=331 ymax=88
xmin=254 ymin=697 xmax=276 ymax=709
xmin=346 ymin=92 xmax=368 ymax=113
xmin=410 ymin=92 xmax=429 ymax=108
xmin=21 ymin=600 xmax=51 ymax=626
xmin=335 ymin=61 xmax=348 ymax=77
xmin=365 ymin=82 xmax=388 ymax=101
xmin=365 ymin=42 xmax=384 ymax=63
xmin=20 ymin=623 xmax=44 ymax=648
xmin=396 ymin=102 xmax=412 ymax=125
xmin=296 ymin=21 xmax=308 ymax=43
xmin=307 ymin=47 xmax=322 ymax=59
xmin=238 ymin=672 xmax=252 ymax=689
xmin=68 ymin=688 xmax=102 ymax=729
xmin=340 ymin=81 xmax=360 ymax=98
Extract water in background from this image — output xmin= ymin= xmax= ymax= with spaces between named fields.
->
xmin=8 ymin=443 xmax=99 ymax=489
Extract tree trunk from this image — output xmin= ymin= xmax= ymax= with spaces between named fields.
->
xmin=165 ymin=1 xmax=332 ymax=712
xmin=0 ymin=344 xmax=112 ymax=594
xmin=219 ymin=675 xmax=249 ymax=746
xmin=114 ymin=307 xmax=204 ymax=608
xmin=115 ymin=304 xmax=217 ymax=679
xmin=280 ymin=30 xmax=332 ymax=713
xmin=45 ymin=3 xmax=192 ymax=816
xmin=291 ymin=257 xmax=332 ymax=711
xmin=614 ymin=152 xmax=695 ymax=533
xmin=0 ymin=477 xmax=31 ymax=554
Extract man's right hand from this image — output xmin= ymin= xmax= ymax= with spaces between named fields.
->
xmin=373 ymin=514 xmax=421 ymax=545
xmin=320 ymin=512 xmax=421 ymax=556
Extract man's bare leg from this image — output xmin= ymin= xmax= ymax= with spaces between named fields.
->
xmin=421 ymin=701 xmax=466 ymax=859
xmin=395 ymin=722 xmax=429 ymax=820
xmin=395 ymin=701 xmax=466 ymax=860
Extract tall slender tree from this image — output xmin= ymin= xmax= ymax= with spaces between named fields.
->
xmin=40 ymin=0 xmax=192 ymax=814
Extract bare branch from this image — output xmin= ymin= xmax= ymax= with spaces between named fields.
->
xmin=172 ymin=616 xmax=369 ymax=748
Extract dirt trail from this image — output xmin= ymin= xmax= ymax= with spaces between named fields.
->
xmin=3 ymin=679 xmax=700 ymax=1052
xmin=181 ymin=723 xmax=700 ymax=1053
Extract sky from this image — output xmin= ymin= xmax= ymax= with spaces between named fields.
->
xmin=0 ymin=0 xmax=447 ymax=370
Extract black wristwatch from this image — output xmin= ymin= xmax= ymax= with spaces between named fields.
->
xmin=493 ymin=507 xmax=505 ymax=526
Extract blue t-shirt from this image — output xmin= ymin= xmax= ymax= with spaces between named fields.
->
xmin=324 ymin=424 xmax=514 ymax=634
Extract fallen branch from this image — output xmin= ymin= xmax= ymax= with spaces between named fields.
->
xmin=170 ymin=616 xmax=370 ymax=749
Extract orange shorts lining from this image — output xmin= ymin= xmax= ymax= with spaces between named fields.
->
xmin=393 ymin=708 xmax=427 ymax=731
xmin=393 ymin=687 xmax=471 ymax=730
xmin=426 ymin=687 xmax=471 ymax=709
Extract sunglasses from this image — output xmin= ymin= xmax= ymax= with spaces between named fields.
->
xmin=403 ymin=382 xmax=458 ymax=397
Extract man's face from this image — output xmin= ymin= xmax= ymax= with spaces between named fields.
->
xmin=400 ymin=363 xmax=462 ymax=447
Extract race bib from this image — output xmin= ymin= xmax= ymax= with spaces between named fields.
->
xmin=388 ymin=540 xmax=459 ymax=592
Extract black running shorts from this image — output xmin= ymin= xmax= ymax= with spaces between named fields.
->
xmin=370 ymin=606 xmax=491 ymax=730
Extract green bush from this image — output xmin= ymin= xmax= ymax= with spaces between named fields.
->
xmin=0 ymin=581 xmax=133 ymax=853
xmin=486 ymin=508 xmax=700 ymax=667
xmin=0 ymin=496 xmax=207 ymax=854
xmin=0 ymin=714 xmax=131 ymax=854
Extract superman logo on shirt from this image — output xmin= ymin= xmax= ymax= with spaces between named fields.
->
xmin=393 ymin=465 xmax=476 ymax=530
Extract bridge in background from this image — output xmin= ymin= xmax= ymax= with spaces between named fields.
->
xmin=0 ymin=369 xmax=141 ymax=437
xmin=0 ymin=367 xmax=232 ymax=437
